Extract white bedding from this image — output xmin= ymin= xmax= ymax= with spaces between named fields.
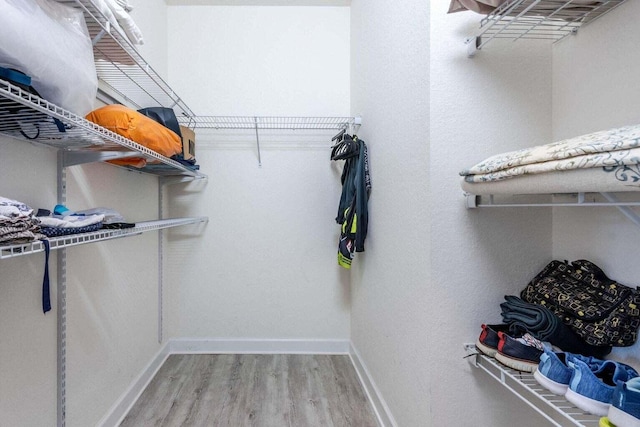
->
xmin=461 ymin=165 xmax=640 ymax=195
xmin=460 ymin=123 xmax=640 ymax=195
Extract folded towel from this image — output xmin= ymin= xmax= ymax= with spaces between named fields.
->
xmin=500 ymin=295 xmax=610 ymax=358
xmin=39 ymin=214 xmax=105 ymax=229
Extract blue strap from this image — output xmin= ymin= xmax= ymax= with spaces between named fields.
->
xmin=41 ymin=239 xmax=51 ymax=313
xmin=0 ymin=66 xmax=32 ymax=86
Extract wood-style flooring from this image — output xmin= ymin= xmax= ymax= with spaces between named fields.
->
xmin=119 ymin=354 xmax=378 ymax=427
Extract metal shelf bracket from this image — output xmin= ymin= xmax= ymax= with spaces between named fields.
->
xmin=464 ymin=0 xmax=628 ymax=56
xmin=465 ymin=191 xmax=640 ymax=228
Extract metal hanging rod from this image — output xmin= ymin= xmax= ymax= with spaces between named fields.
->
xmin=180 ymin=116 xmax=361 ymax=130
xmin=466 ymin=191 xmax=640 ymax=228
xmin=179 ymin=116 xmax=362 ymax=167
xmin=465 ymin=0 xmax=628 ymax=56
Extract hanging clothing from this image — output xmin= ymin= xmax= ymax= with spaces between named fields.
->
xmin=332 ymin=135 xmax=371 ymax=269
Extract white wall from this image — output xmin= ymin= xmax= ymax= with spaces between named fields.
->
xmin=133 ymin=1 xmax=169 ymax=78
xmin=0 ymin=138 xmax=58 ymax=427
xmin=551 ymin=1 xmax=640 ymax=368
xmin=164 ymin=7 xmax=352 ymax=340
xmin=349 ymin=1 xmax=431 ymax=425
xmin=349 ymin=1 xmax=553 ymax=425
xmin=166 ymin=6 xmax=351 ymax=116
xmin=429 ymin=6 xmax=554 ymax=426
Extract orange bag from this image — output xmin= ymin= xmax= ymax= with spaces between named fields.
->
xmin=85 ymin=105 xmax=182 ymax=167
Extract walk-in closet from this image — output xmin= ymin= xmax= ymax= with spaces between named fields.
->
xmin=2 ymin=1 xmax=640 ymax=426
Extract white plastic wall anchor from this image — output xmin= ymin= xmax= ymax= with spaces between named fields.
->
xmin=463 ymin=343 xmax=479 ymax=367
xmin=465 ymin=193 xmax=479 ymax=208
xmin=465 ymin=37 xmax=480 ymax=57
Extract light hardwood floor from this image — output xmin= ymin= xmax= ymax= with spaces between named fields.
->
xmin=119 ymin=354 xmax=378 ymax=427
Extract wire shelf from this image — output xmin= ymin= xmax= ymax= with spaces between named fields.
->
xmin=180 ymin=116 xmax=360 ymax=130
xmin=467 ymin=0 xmax=628 ymax=54
xmin=465 ymin=345 xmax=601 ymax=427
xmin=53 ymin=0 xmax=195 ymax=121
xmin=0 ymin=218 xmax=207 ymax=260
xmin=0 ymin=79 xmax=206 ymax=179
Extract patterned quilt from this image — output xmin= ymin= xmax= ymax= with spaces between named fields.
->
xmin=460 ymin=124 xmax=640 ymax=183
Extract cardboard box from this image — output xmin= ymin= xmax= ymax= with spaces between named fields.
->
xmin=179 ymin=125 xmax=195 ymax=161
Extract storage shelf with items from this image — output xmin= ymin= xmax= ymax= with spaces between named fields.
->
xmin=0 ymin=218 xmax=207 ymax=260
xmin=54 ymin=0 xmax=194 ymax=119
xmin=464 ymin=345 xmax=601 ymax=427
xmin=0 ymin=3 xmax=209 ymax=427
xmin=0 ymin=79 xmax=206 ymax=179
xmin=465 ymin=0 xmax=628 ymax=56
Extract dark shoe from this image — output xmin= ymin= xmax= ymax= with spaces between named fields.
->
xmin=495 ymin=331 xmax=544 ymax=372
xmin=476 ymin=324 xmax=511 ymax=357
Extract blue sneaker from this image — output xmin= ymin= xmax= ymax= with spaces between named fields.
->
xmin=608 ymin=377 xmax=640 ymax=427
xmin=566 ymin=359 xmax=639 ymax=417
xmin=534 ymin=348 xmax=606 ymax=395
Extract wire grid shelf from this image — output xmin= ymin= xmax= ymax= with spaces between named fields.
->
xmin=465 ymin=345 xmax=602 ymax=427
xmin=0 ymin=79 xmax=206 ymax=179
xmin=179 ymin=116 xmax=359 ymax=130
xmin=0 ymin=218 xmax=207 ymax=260
xmin=54 ymin=0 xmax=195 ymax=121
xmin=468 ymin=0 xmax=628 ymax=51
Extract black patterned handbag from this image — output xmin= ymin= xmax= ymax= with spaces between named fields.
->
xmin=520 ymin=260 xmax=640 ymax=347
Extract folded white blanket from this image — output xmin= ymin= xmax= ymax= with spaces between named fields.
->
xmin=40 ymin=214 xmax=105 ymax=229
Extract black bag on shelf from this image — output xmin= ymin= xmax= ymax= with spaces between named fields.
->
xmin=137 ymin=107 xmax=182 ymax=139
xmin=0 ymin=66 xmax=67 ymax=138
xmin=521 ymin=259 xmax=640 ymax=347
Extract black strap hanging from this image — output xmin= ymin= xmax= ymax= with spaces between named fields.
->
xmin=41 ymin=239 xmax=51 ymax=313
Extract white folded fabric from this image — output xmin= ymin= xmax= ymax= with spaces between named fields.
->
xmin=40 ymin=214 xmax=105 ymax=229
xmin=115 ymin=0 xmax=133 ymax=12
xmin=105 ymin=0 xmax=144 ymax=45
xmin=0 ymin=205 xmax=25 ymax=219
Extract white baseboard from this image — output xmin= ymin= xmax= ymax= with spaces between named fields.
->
xmin=97 ymin=343 xmax=171 ymax=427
xmin=168 ymin=337 xmax=351 ymax=354
xmin=349 ymin=343 xmax=397 ymax=427
xmin=99 ymin=338 xmax=393 ymax=427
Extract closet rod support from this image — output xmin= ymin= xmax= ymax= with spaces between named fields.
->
xmin=92 ymin=21 xmax=110 ymax=46
xmin=62 ymin=151 xmax=141 ymax=167
xmin=254 ymin=116 xmax=262 ymax=167
xmin=601 ymin=192 xmax=640 ymax=228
